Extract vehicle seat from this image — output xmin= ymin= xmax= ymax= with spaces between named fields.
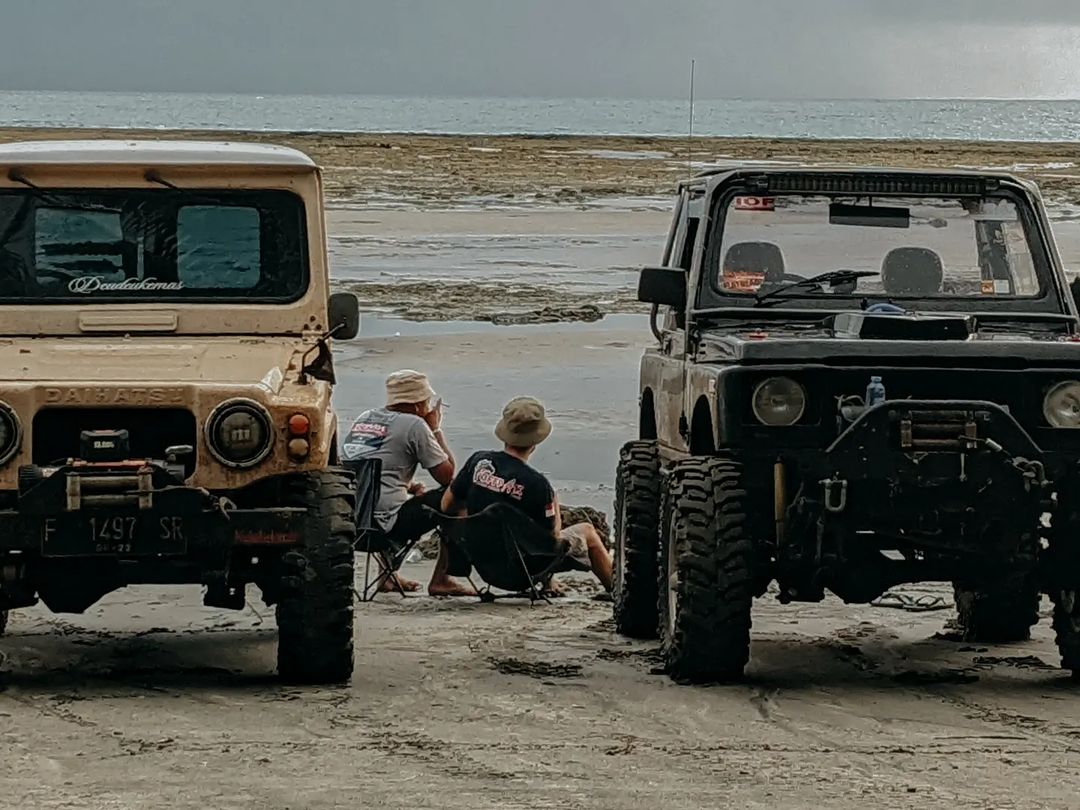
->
xmin=723 ymin=241 xmax=786 ymax=283
xmin=881 ymin=247 xmax=943 ymax=295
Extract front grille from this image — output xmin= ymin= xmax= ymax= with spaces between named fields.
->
xmin=33 ymin=408 xmax=197 ymax=473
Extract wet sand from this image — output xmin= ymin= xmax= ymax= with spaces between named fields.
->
xmin=334 ymin=316 xmax=646 ymax=510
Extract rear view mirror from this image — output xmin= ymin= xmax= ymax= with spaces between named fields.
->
xmin=328 ymin=292 xmax=360 ymax=340
xmin=638 ymin=266 xmax=687 ymax=309
xmin=829 ymin=203 xmax=910 ymax=229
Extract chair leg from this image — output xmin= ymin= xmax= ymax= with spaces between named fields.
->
xmin=509 ymin=541 xmax=551 ymax=605
xmin=361 ymin=553 xmax=394 ymax=602
xmin=359 ymin=551 xmax=378 ymax=602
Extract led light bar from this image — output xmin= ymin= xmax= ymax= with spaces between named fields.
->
xmin=749 ymin=174 xmax=994 ymax=197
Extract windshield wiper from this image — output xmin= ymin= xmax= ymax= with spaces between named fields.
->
xmin=754 ymin=270 xmax=879 ymax=307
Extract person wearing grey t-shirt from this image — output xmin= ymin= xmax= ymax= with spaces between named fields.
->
xmin=342 ymin=370 xmax=474 ymax=596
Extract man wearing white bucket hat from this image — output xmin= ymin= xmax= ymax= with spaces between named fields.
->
xmin=342 ymin=369 xmax=473 ymax=596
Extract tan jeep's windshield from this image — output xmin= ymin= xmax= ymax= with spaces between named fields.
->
xmin=0 ymin=189 xmax=307 ymax=302
xmin=715 ymin=194 xmax=1041 ymax=300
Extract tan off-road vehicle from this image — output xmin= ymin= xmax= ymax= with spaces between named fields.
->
xmin=0 ymin=140 xmax=360 ymax=684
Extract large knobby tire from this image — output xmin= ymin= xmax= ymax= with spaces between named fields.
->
xmin=1052 ymin=589 xmax=1080 ymax=678
xmin=613 ymin=441 xmax=661 ymax=639
xmin=658 ymin=458 xmax=754 ymax=683
xmin=276 ymin=469 xmax=356 ymax=685
xmin=952 ymin=577 xmax=1041 ymax=643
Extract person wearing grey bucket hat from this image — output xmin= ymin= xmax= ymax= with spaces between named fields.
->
xmin=440 ymin=396 xmax=614 ymax=593
xmin=342 ymin=370 xmax=474 ymax=596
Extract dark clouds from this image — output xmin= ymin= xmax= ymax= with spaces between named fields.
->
xmin=2 ymin=0 xmax=1078 ymax=98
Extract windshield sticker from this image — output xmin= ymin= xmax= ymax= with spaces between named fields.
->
xmin=68 ymin=277 xmax=185 ymax=294
xmin=981 ymin=279 xmax=995 ymax=295
xmin=734 ymin=196 xmax=775 ymax=212
xmin=722 ymin=271 xmax=766 ymax=292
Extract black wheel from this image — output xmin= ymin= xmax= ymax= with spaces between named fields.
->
xmin=1045 ymin=492 xmax=1080 ymax=677
xmin=658 ymin=458 xmax=754 ymax=683
xmin=0 ymin=610 xmax=7 ymax=636
xmin=1052 ymin=589 xmax=1080 ymax=678
xmin=613 ymin=440 xmax=661 ymax=638
xmin=952 ymin=577 xmax=1041 ymax=643
xmin=276 ymin=469 xmax=356 ymax=685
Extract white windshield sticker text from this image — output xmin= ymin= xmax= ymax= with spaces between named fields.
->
xmin=68 ymin=277 xmax=185 ymax=294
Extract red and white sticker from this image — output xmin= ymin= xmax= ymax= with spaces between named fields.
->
xmin=734 ymin=196 xmax=776 ymax=212
xmin=722 ymin=271 xmax=766 ymax=292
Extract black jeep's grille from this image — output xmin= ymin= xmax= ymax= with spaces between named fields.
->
xmin=33 ymin=408 xmax=197 ymax=470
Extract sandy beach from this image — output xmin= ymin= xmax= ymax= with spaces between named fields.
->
xmin=5 ymin=128 xmax=1080 ymax=808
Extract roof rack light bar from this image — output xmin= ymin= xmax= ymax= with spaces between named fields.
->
xmin=748 ymin=174 xmax=995 ymax=197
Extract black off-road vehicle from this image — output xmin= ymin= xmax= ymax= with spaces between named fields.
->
xmin=613 ymin=166 xmax=1080 ymax=682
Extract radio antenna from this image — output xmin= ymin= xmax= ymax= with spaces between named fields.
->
xmin=687 ymin=59 xmax=696 ymax=179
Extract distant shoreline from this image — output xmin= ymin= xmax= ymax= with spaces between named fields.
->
xmin=3 ymin=93 xmax=1080 ymax=141
xmin=1 ymin=126 xmax=1079 ymax=148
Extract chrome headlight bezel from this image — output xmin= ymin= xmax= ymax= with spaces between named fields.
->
xmin=751 ymin=377 xmax=807 ymax=427
xmin=205 ymin=399 xmax=274 ymax=469
xmin=1044 ymin=380 xmax=1080 ymax=429
xmin=0 ymin=402 xmax=21 ymax=466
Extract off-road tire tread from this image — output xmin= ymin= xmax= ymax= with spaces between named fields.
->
xmin=659 ymin=457 xmax=753 ymax=683
xmin=953 ymin=578 xmax=1041 ymax=643
xmin=1052 ymin=590 xmax=1080 ymax=676
xmin=613 ymin=440 xmax=661 ymax=639
xmin=276 ymin=469 xmax=356 ymax=684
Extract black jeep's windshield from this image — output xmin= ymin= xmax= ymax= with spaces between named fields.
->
xmin=0 ymin=189 xmax=307 ymax=303
xmin=711 ymin=193 xmax=1048 ymax=308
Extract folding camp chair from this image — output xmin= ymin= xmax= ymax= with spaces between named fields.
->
xmin=342 ymin=456 xmax=419 ymax=601
xmin=439 ymin=502 xmax=589 ymax=604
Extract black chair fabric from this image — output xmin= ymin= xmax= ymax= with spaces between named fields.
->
xmin=441 ymin=502 xmax=587 ymax=596
xmin=342 ymin=456 xmax=385 ymax=552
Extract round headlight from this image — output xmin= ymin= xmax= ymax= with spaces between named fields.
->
xmin=206 ymin=399 xmax=274 ymax=468
xmin=1044 ymin=381 xmax=1080 ymax=428
xmin=0 ymin=402 xmax=21 ymax=465
xmin=752 ymin=377 xmax=806 ymax=427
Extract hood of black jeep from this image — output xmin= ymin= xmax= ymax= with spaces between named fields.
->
xmin=696 ymin=314 xmax=1080 ymax=366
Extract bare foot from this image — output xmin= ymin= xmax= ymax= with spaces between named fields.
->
xmin=542 ymin=577 xmax=568 ymax=598
xmin=379 ymin=574 xmax=422 ymax=593
xmin=428 ymin=576 xmax=477 ymax=597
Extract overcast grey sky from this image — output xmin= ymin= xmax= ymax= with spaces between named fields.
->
xmin=3 ymin=0 xmax=1080 ymax=99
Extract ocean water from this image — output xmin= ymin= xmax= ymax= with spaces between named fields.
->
xmin=2 ymin=91 xmax=1080 ymax=141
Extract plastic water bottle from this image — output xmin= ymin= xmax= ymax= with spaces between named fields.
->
xmin=866 ymin=376 xmax=886 ymax=407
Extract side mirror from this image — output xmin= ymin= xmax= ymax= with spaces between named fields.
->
xmin=328 ymin=292 xmax=360 ymax=340
xmin=638 ymin=266 xmax=687 ymax=309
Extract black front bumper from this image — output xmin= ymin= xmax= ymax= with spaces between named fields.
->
xmin=1 ymin=463 xmax=307 ymax=558
xmin=801 ymin=399 xmax=1049 ymax=541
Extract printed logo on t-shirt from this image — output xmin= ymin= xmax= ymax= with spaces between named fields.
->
xmin=473 ymin=458 xmax=525 ymax=500
xmin=342 ymin=410 xmax=392 ymax=460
